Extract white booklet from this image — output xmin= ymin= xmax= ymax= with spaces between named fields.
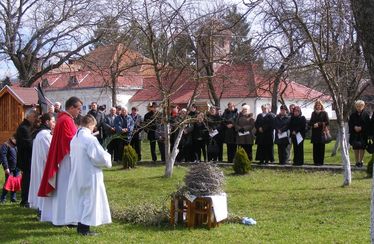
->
xmin=278 ymin=131 xmax=288 ymax=139
xmin=209 ymin=129 xmax=219 ymax=138
xmin=296 ymin=132 xmax=303 ymax=145
xmin=238 ymin=131 xmax=250 ymax=136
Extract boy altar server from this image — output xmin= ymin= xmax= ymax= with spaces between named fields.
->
xmin=66 ymin=114 xmax=112 ymax=236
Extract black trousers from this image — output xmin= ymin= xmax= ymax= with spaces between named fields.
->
xmin=158 ymin=141 xmax=165 ymax=162
xmin=130 ymin=137 xmax=142 ymax=161
xmin=193 ymin=139 xmax=207 ymax=162
xmin=292 ymin=138 xmax=304 ymax=165
xmin=112 ymin=138 xmax=122 ymax=161
xmin=149 ymin=140 xmax=157 ymax=161
xmin=277 ymin=143 xmax=288 ymax=165
xmin=237 ymin=144 xmax=253 ymax=161
xmin=20 ymin=168 xmax=30 ymax=205
xmin=313 ymin=143 xmax=325 ymax=165
xmin=227 ymin=143 xmax=237 ymax=163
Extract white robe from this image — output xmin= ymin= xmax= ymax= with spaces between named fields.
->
xmin=29 ymin=130 xmax=52 ymax=210
xmin=66 ymin=127 xmax=112 ymax=226
xmin=53 ymin=154 xmax=73 ymax=225
xmin=40 ymin=154 xmax=73 ymax=225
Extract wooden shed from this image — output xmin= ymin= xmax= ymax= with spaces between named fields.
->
xmin=0 ymin=85 xmax=40 ymax=143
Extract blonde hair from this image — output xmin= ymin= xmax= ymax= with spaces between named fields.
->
xmin=355 ymin=100 xmax=365 ymax=108
xmin=314 ymin=100 xmax=325 ymax=111
xmin=81 ymin=114 xmax=97 ymax=127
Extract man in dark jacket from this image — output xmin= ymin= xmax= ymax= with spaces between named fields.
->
xmin=222 ymin=102 xmax=238 ymax=163
xmin=143 ymin=102 xmax=159 ymax=162
xmin=103 ymin=107 xmax=117 ymax=159
xmin=16 ymin=109 xmax=38 ymax=207
xmin=0 ymin=136 xmax=18 ymax=203
xmin=255 ymin=104 xmax=275 ymax=164
xmin=87 ymin=102 xmax=105 ymax=143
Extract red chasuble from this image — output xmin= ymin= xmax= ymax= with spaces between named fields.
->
xmin=38 ymin=112 xmax=77 ymax=197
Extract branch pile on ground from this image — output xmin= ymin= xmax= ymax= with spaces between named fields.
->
xmin=183 ymin=163 xmax=225 ymax=196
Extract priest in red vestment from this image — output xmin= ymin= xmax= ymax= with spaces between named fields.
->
xmin=38 ymin=96 xmax=82 ymax=225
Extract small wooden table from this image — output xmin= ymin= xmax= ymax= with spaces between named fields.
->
xmin=170 ymin=194 xmax=227 ymax=229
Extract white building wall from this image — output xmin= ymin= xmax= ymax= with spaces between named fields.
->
xmin=46 ymin=88 xmax=140 ymax=114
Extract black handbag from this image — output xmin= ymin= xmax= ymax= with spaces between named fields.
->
xmin=207 ymin=138 xmax=219 ymax=155
xmin=321 ymin=126 xmax=332 ymax=144
xmin=367 ymin=139 xmax=374 ymax=154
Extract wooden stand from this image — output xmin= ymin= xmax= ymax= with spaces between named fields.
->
xmin=170 ymin=196 xmax=218 ymax=229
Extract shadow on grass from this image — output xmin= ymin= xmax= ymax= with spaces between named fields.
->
xmin=0 ymin=204 xmax=76 ymax=243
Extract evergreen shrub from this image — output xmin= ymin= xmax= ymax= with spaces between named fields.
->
xmin=233 ymin=146 xmax=251 ymax=174
xmin=122 ymin=144 xmax=138 ymax=169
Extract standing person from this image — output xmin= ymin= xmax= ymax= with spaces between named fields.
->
xmin=255 ymin=104 xmax=275 ymax=164
xmin=130 ymin=107 xmax=143 ymax=161
xmin=155 ymin=118 xmax=166 ymax=162
xmin=206 ymin=106 xmax=222 ymax=162
xmin=114 ymin=107 xmax=134 ymax=162
xmin=103 ymin=107 xmax=117 ymax=159
xmin=191 ymin=112 xmax=209 ymax=162
xmin=222 ymin=102 xmax=238 ymax=163
xmin=0 ymin=135 xmax=18 ymax=203
xmin=274 ymin=105 xmax=290 ymax=165
xmin=87 ymin=102 xmax=105 ymax=144
xmin=144 ymin=102 xmax=158 ymax=162
xmin=286 ymin=104 xmax=296 ymax=163
xmin=28 ymin=113 xmax=55 ymax=212
xmin=309 ymin=100 xmax=330 ymax=166
xmin=348 ymin=100 xmax=371 ymax=167
xmin=288 ymin=106 xmax=307 ymax=165
xmin=16 ymin=109 xmax=39 ymax=207
xmin=235 ymin=105 xmax=255 ymax=161
xmin=53 ymin=102 xmax=61 ymax=120
xmin=38 ymin=96 xmax=82 ymax=226
xmin=66 ymin=115 xmax=112 ymax=236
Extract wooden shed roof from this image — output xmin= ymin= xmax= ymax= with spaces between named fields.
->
xmin=0 ymin=85 xmax=41 ymax=106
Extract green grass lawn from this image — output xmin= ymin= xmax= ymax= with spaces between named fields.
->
xmin=0 ymin=164 xmax=371 ymax=243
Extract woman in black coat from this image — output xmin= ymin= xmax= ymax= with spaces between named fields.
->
xmin=288 ymin=106 xmax=307 ymax=165
xmin=348 ymin=100 xmax=371 ymax=167
xmin=255 ymin=104 xmax=275 ymax=164
xmin=308 ymin=100 xmax=329 ymax=165
xmin=274 ymin=105 xmax=290 ymax=165
xmin=191 ymin=112 xmax=209 ymax=162
xmin=222 ymin=102 xmax=238 ymax=163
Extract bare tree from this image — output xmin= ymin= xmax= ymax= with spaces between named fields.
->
xmin=351 ymin=0 xmax=374 ymax=85
xmin=0 ymin=0 xmax=126 ymax=87
xmin=125 ymin=0 xmax=213 ymax=177
xmin=251 ymin=0 xmax=306 ymax=113
xmin=291 ymin=0 xmax=366 ymax=185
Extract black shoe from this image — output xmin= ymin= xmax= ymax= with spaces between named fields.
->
xmin=356 ymin=162 xmax=363 ymax=168
xmin=66 ymin=224 xmax=77 ymax=228
xmin=10 ymin=199 xmax=17 ymax=203
xmin=0 ymin=199 xmax=5 ymax=204
xmin=20 ymin=202 xmax=30 ymax=208
xmin=79 ymin=231 xmax=98 ymax=236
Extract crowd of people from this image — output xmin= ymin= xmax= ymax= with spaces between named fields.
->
xmin=0 ymin=96 xmax=374 ymax=236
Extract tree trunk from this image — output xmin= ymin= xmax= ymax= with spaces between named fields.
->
xmin=371 ymin=154 xmax=374 ymax=243
xmin=351 ymin=0 xmax=374 ymax=85
xmin=339 ymin=121 xmax=351 ymax=186
xmin=164 ymin=125 xmax=185 ymax=178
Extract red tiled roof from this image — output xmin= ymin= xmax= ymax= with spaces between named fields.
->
xmin=130 ymin=64 xmax=329 ymax=103
xmin=0 ymin=85 xmax=39 ymax=105
xmin=37 ymin=69 xmax=143 ymax=91
xmin=34 ymin=45 xmax=152 ymax=90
